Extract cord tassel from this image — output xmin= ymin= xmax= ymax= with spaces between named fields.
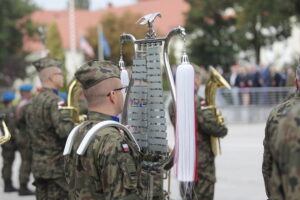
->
xmin=175 ymin=52 xmax=196 ymax=182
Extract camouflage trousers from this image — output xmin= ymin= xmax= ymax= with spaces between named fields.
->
xmin=1 ymin=135 xmax=32 ymax=185
xmin=17 ymin=138 xmax=32 ymax=184
xmin=1 ymin=139 xmax=17 ymax=183
xmin=180 ymin=179 xmax=215 ymax=200
xmin=35 ymin=178 xmax=68 ymax=200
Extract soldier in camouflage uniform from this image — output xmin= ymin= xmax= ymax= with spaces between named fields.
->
xmin=169 ymin=65 xmax=228 ymax=200
xmin=263 ymin=65 xmax=300 ymax=199
xmin=0 ymin=91 xmax=18 ymax=192
xmin=64 ymin=60 xmax=144 ymax=200
xmin=268 ymin=97 xmax=300 ymax=199
xmin=25 ymin=57 xmax=74 ymax=199
xmin=15 ymin=84 xmax=34 ymax=195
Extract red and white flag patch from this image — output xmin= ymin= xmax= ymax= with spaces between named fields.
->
xmin=122 ymin=144 xmax=130 ymax=152
xmin=57 ymin=101 xmax=65 ymax=108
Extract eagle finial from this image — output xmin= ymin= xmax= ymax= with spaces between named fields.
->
xmin=136 ymin=12 xmax=162 ymax=38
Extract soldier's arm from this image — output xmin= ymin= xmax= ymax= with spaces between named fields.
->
xmin=269 ymin=109 xmax=300 ymax=199
xmin=262 ymin=115 xmax=273 ymax=198
xmin=197 ymin=107 xmax=228 ymax=137
xmin=16 ymin=103 xmax=28 ymax=129
xmin=50 ymin=99 xmax=74 ymax=139
xmin=97 ymin=131 xmax=143 ymax=200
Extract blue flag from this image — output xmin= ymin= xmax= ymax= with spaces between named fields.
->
xmin=99 ymin=32 xmax=111 ymax=57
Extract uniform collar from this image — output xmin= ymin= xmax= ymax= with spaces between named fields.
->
xmin=40 ymin=88 xmax=59 ymax=96
xmin=87 ymin=111 xmax=119 ymax=122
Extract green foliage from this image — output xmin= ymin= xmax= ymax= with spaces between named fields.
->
xmin=0 ymin=0 xmax=36 ymax=86
xmin=234 ymin=0 xmax=299 ymax=64
xmin=185 ymin=0 xmax=237 ymax=71
xmin=86 ymin=11 xmax=147 ymax=65
xmin=45 ymin=22 xmax=65 ymax=61
xmin=185 ymin=0 xmax=300 ymax=67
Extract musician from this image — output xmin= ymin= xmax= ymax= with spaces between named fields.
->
xmin=64 ymin=60 xmax=144 ymax=199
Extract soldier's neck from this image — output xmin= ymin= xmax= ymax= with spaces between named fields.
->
xmin=89 ymin=104 xmax=118 ymax=117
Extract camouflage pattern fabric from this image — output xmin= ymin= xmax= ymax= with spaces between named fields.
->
xmin=32 ymin=57 xmax=63 ymax=72
xmin=64 ymin=111 xmax=144 ymax=200
xmin=268 ymin=99 xmax=300 ymax=199
xmin=25 ymin=88 xmax=74 ymax=197
xmin=1 ymin=106 xmax=18 ymax=183
xmin=263 ymin=91 xmax=300 ymax=197
xmin=35 ymin=178 xmax=68 ymax=200
xmin=169 ymin=96 xmax=228 ymax=200
xmin=16 ymin=100 xmax=32 ymax=185
xmin=75 ymin=60 xmax=120 ymax=89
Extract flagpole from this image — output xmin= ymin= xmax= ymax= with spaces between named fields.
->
xmin=98 ymin=24 xmax=104 ymax=61
xmin=69 ymin=0 xmax=77 ymax=67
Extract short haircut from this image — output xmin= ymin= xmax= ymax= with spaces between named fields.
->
xmin=83 ymin=78 xmax=119 ymax=108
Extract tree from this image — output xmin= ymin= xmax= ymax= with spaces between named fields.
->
xmin=184 ymin=0 xmax=237 ymax=70
xmin=45 ymin=22 xmax=65 ymax=61
xmin=234 ymin=0 xmax=299 ymax=64
xmin=0 ymin=0 xmax=36 ymax=86
xmin=185 ymin=0 xmax=300 ymax=67
xmin=86 ymin=11 xmax=147 ymax=65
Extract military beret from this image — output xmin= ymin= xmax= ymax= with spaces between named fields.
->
xmin=32 ymin=57 xmax=63 ymax=72
xmin=19 ymin=84 xmax=33 ymax=92
xmin=2 ymin=91 xmax=15 ymax=102
xmin=75 ymin=60 xmax=120 ymax=89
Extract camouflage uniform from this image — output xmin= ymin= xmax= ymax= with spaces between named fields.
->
xmin=16 ymin=99 xmax=32 ymax=190
xmin=64 ymin=61 xmax=144 ymax=200
xmin=169 ymin=96 xmax=228 ymax=200
xmin=1 ymin=105 xmax=18 ymax=190
xmin=262 ymin=91 xmax=300 ymax=197
xmin=268 ymin=98 xmax=300 ymax=199
xmin=25 ymin=57 xmax=74 ymax=199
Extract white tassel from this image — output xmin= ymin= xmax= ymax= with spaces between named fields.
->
xmin=175 ymin=53 xmax=196 ymax=182
xmin=119 ymin=56 xmax=129 ymax=87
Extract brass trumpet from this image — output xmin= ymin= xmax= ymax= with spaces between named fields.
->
xmin=204 ymin=66 xmax=231 ymax=156
xmin=59 ymin=79 xmax=86 ymax=124
xmin=0 ymin=116 xmax=11 ymax=145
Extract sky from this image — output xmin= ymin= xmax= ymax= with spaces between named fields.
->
xmin=31 ymin=0 xmax=136 ymax=10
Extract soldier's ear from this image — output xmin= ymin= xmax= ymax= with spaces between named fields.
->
xmin=108 ymin=91 xmax=117 ymax=104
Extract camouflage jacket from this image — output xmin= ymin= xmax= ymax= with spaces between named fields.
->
xmin=25 ymin=88 xmax=74 ymax=179
xmin=16 ymin=99 xmax=31 ymax=145
xmin=169 ymin=95 xmax=228 ymax=183
xmin=263 ymin=91 xmax=300 ymax=197
xmin=64 ymin=111 xmax=144 ymax=200
xmin=268 ymin=99 xmax=300 ymax=199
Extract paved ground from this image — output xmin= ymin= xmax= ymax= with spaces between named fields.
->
xmin=0 ymin=123 xmax=268 ymax=200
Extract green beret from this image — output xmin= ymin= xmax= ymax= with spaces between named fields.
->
xmin=75 ymin=60 xmax=120 ymax=89
xmin=32 ymin=57 xmax=63 ymax=72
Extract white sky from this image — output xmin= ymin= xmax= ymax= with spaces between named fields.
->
xmin=31 ymin=0 xmax=136 ymax=10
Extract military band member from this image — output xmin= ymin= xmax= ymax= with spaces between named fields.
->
xmin=25 ymin=57 xmax=74 ymax=199
xmin=1 ymin=91 xmax=18 ymax=193
xmin=15 ymin=84 xmax=34 ymax=195
xmin=169 ymin=65 xmax=228 ymax=200
xmin=64 ymin=60 xmax=143 ymax=200
xmin=263 ymin=65 xmax=300 ymax=199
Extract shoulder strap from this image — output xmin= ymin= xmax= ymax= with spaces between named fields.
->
xmin=63 ymin=123 xmax=85 ymax=155
xmin=76 ymin=120 xmax=140 ymax=155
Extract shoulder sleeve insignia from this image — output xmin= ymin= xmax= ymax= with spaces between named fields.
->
xmin=57 ymin=100 xmax=65 ymax=108
xmin=122 ymin=143 xmax=130 ymax=152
